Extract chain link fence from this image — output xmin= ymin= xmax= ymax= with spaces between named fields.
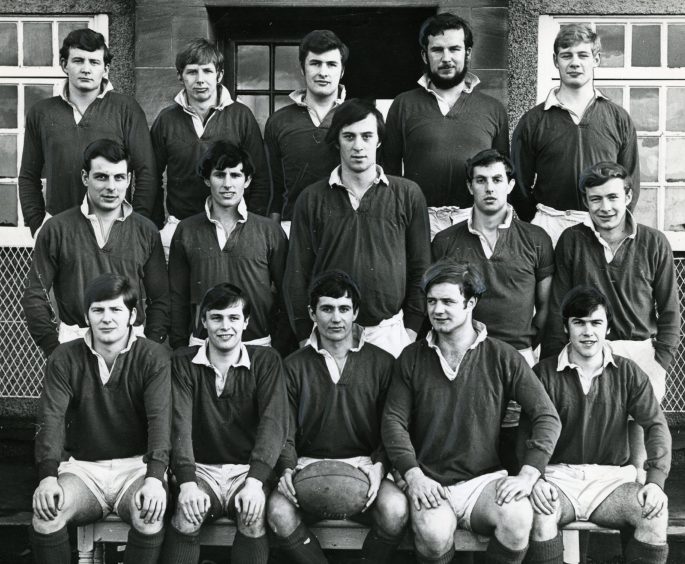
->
xmin=1 ymin=248 xmax=685 ymax=411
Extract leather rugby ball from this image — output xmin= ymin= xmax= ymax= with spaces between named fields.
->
xmin=293 ymin=460 xmax=370 ymax=519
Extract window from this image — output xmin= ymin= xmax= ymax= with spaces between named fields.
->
xmin=538 ymin=16 xmax=685 ymax=249
xmin=232 ymin=42 xmax=303 ymax=134
xmin=0 ymin=15 xmax=108 ymax=246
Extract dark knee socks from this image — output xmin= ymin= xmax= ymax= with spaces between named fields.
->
xmin=486 ymin=535 xmax=527 ymax=564
xmin=232 ymin=530 xmax=269 ymax=564
xmin=361 ymin=526 xmax=405 ymax=563
xmin=29 ymin=524 xmax=71 ymax=564
xmin=417 ymin=545 xmax=455 ymax=564
xmin=159 ymin=526 xmax=200 ymax=564
xmin=525 ymin=534 xmax=563 ymax=564
xmin=624 ymin=537 xmax=668 ymax=564
xmin=278 ymin=522 xmax=327 ymax=564
xmin=124 ymin=526 xmax=165 ymax=564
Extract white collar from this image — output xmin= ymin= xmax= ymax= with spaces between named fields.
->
xmin=289 ymin=85 xmax=346 ymax=107
xmin=192 ymin=340 xmax=251 ymax=370
xmin=557 ymin=342 xmax=616 ymax=373
xmin=417 ymin=72 xmax=480 ymax=94
xmin=84 ymin=327 xmax=137 ymax=357
xmin=204 ymin=196 xmax=248 ymax=223
xmin=543 ymin=87 xmax=607 ymax=112
xmin=61 ymin=78 xmax=113 ymax=104
xmin=328 ymin=165 xmax=389 ymax=190
xmin=306 ymin=324 xmax=366 ymax=354
xmin=467 ymin=204 xmax=513 ymax=232
xmin=425 ymin=320 xmax=488 ymax=381
xmin=80 ymin=195 xmax=132 ymax=221
xmin=174 ymin=84 xmax=234 ymax=113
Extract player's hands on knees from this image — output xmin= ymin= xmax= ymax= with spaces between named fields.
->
xmin=135 ymin=477 xmax=166 ymax=524
xmin=530 ymin=479 xmax=558 ymax=515
xmin=236 ymin=477 xmax=265 ymax=526
xmin=404 ymin=467 xmax=446 ymax=511
xmin=178 ymin=482 xmax=210 ymax=526
xmin=637 ymin=483 xmax=668 ymax=519
xmin=360 ymin=462 xmax=384 ymax=512
xmin=33 ymin=477 xmax=64 ymax=521
xmin=495 ymin=465 xmax=541 ymax=506
xmin=278 ymin=468 xmax=299 ymax=507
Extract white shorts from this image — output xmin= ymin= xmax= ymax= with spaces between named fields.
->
xmin=444 ymin=470 xmax=507 ymax=531
xmin=160 ymin=215 xmax=181 ymax=263
xmin=544 ymin=464 xmax=637 ymax=521
xmin=363 ymin=311 xmax=412 ymax=359
xmin=58 ymin=455 xmax=147 ymax=515
xmin=502 ymin=347 xmax=538 ymax=428
xmin=530 ymin=204 xmax=588 ymax=247
xmin=195 ymin=462 xmax=250 ymax=512
xmin=281 ymin=221 xmax=291 ymax=238
xmin=296 ymin=455 xmax=374 ymax=471
xmin=428 ymin=206 xmax=472 ymax=241
xmin=609 ymin=339 xmax=666 ymax=403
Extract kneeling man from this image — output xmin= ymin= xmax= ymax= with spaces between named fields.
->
xmin=382 ymin=260 xmax=561 ymax=564
xmin=160 ymin=283 xmax=288 ymax=564
xmin=267 ymin=270 xmax=409 ymax=563
xmin=527 ymin=286 xmax=671 ymax=563
xmin=31 ymin=273 xmax=171 ymax=564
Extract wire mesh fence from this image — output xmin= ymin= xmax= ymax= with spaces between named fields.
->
xmin=1 ymin=248 xmax=684 ymax=411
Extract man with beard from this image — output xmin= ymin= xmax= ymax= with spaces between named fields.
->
xmin=383 ymin=13 xmax=509 ymax=239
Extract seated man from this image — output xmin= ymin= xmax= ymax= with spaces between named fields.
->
xmin=267 ymin=270 xmax=409 ymax=563
xmin=527 ymin=286 xmax=671 ymax=564
xmin=382 ymin=260 xmax=561 ymax=564
xmin=160 ymin=283 xmax=288 ymax=564
xmin=30 ymin=273 xmax=170 ymax=564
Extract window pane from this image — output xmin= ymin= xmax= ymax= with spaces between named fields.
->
xmin=666 ymin=87 xmax=685 ymax=132
xmin=23 ymin=22 xmax=52 ymax=66
xmin=237 ymin=45 xmax=269 ymax=90
xmin=638 ymin=137 xmax=659 ymax=183
xmin=666 ymin=138 xmax=685 ymax=182
xmin=665 ymin=187 xmax=685 ymax=230
xmin=0 ymin=135 xmax=17 ymax=177
xmin=274 ymin=95 xmax=293 ymax=112
xmin=599 ymin=87 xmax=623 ymax=107
xmin=629 ymin=88 xmax=659 ymax=131
xmin=25 ymin=84 xmax=55 ymax=117
xmin=667 ymin=24 xmax=685 ymax=68
xmin=0 ymin=184 xmax=18 ymax=226
xmin=0 ymin=85 xmax=18 ymax=128
xmin=58 ymin=21 xmax=88 ymax=51
xmin=596 ymin=25 xmax=624 ymax=67
xmin=632 ymin=25 xmax=661 ymax=67
xmin=0 ymin=22 xmax=18 ymax=66
xmin=632 ymin=187 xmax=657 ymax=229
xmin=237 ymin=95 xmax=269 ymax=134
xmin=275 ymin=46 xmax=302 ymax=91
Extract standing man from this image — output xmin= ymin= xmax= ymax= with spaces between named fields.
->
xmin=383 ymin=13 xmax=509 ymax=239
xmin=432 ymin=149 xmax=554 ymax=473
xmin=168 ymin=141 xmax=289 ymax=352
xmin=267 ymin=271 xmax=409 ymax=563
xmin=284 ymin=99 xmax=430 ymax=358
xmin=20 ymin=28 xmax=157 ymax=235
xmin=542 ymin=162 xmax=679 ymax=474
xmin=528 ymin=286 xmax=670 ymax=564
xmin=151 ymin=39 xmax=270 ymax=257
xmin=30 ymin=273 xmax=171 ymax=564
xmin=21 ymin=139 xmax=169 ymax=357
xmin=382 ymin=260 xmax=561 ymax=564
xmin=265 ymin=30 xmax=347 ymax=234
xmin=159 ymin=283 xmax=288 ymax=564
xmin=511 ymin=24 xmax=639 ymax=245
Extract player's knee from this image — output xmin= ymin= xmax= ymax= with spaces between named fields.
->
xmin=635 ymin=507 xmax=669 ymax=544
xmin=531 ymin=508 xmax=560 ymax=541
xmin=32 ymin=513 xmax=70 ymax=534
xmin=171 ymin=509 xmax=204 ymax=535
xmin=129 ymin=511 xmax=165 ymax=535
xmin=411 ymin=511 xmax=455 ymax=557
xmin=237 ymin=513 xmax=267 ymax=537
xmin=495 ymin=499 xmax=533 ymax=541
xmin=374 ymin=487 xmax=409 ymax=536
xmin=266 ymin=491 xmax=300 ymax=536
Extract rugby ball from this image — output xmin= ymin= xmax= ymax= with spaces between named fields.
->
xmin=293 ymin=460 xmax=370 ymax=519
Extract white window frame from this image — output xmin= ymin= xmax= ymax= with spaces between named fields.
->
xmin=538 ymin=15 xmax=685 ymax=250
xmin=0 ymin=14 xmax=108 ymax=248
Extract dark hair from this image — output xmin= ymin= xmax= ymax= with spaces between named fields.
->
xmin=421 ymin=259 xmax=487 ymax=304
xmin=419 ymin=13 xmax=473 ymax=51
xmin=60 ymin=28 xmax=112 ymax=66
xmin=554 ymin=24 xmax=601 ymax=56
xmin=199 ymin=283 xmax=251 ymax=321
xmin=578 ymin=161 xmax=631 ymax=199
xmin=308 ymin=270 xmax=361 ymax=312
xmin=561 ymin=285 xmax=613 ymax=329
xmin=82 ymin=139 xmax=130 ymax=173
xmin=198 ymin=141 xmax=255 ymax=180
xmin=175 ymin=38 xmax=224 ymax=75
xmin=325 ymin=98 xmax=385 ymax=147
xmin=84 ymin=273 xmax=137 ymax=314
xmin=299 ymin=30 xmax=349 ymax=70
xmin=465 ymin=149 xmax=514 ymax=182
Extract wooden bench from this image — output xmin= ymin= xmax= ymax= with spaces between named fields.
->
xmin=76 ymin=515 xmax=617 ymax=564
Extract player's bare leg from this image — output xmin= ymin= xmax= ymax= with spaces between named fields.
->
xmin=363 ymin=479 xmax=409 ymax=562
